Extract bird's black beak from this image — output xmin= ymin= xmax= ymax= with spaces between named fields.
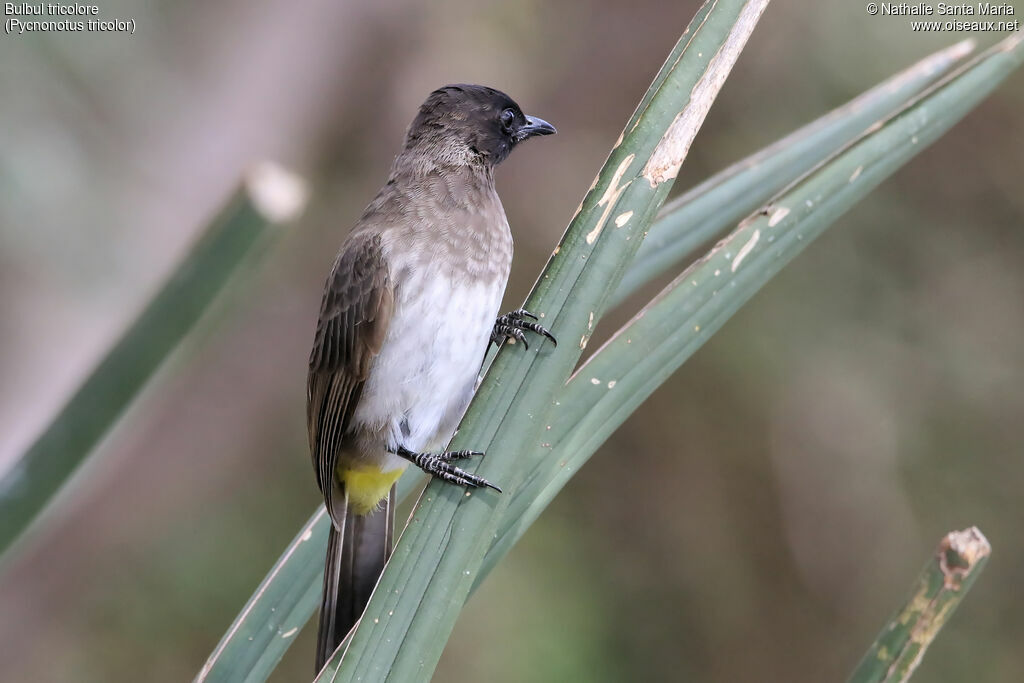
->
xmin=515 ymin=115 xmax=557 ymax=142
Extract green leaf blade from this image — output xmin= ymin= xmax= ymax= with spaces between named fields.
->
xmin=612 ymin=38 xmax=976 ymax=308
xmin=196 ymin=510 xmax=329 ymax=683
xmin=848 ymin=527 xmax=991 ymax=683
xmin=194 ymin=473 xmax=424 ymax=683
xmin=481 ymin=31 xmax=1024 ymax=581
xmin=0 ymin=169 xmax=307 ymax=560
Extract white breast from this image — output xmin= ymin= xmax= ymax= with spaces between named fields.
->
xmin=352 ymin=270 xmax=506 ymax=459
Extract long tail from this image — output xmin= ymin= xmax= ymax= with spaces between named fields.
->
xmin=315 ymin=485 xmax=396 ymax=673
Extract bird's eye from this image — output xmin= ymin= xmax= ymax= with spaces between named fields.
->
xmin=500 ymin=108 xmax=516 ymax=132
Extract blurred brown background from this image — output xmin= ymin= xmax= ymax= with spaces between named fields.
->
xmin=1 ymin=1 xmax=1023 ymax=681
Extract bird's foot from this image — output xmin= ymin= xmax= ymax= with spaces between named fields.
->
xmin=396 ymin=446 xmax=501 ymax=492
xmin=491 ymin=308 xmax=557 ymax=350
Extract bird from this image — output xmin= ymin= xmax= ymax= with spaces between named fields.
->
xmin=307 ymin=84 xmax=556 ymax=671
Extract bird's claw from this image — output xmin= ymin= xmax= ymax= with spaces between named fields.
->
xmin=491 ymin=308 xmax=557 ymax=350
xmin=396 ymin=447 xmax=500 ymax=492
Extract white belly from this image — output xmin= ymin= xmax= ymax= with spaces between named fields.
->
xmin=352 ymin=272 xmax=505 ymax=461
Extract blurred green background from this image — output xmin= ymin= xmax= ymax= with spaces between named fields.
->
xmin=2 ymin=1 xmax=1023 ymax=681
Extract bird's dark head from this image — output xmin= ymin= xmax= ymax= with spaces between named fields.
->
xmin=403 ymin=84 xmax=556 ymax=167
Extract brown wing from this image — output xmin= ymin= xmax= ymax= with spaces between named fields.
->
xmin=307 ymin=233 xmax=393 ymax=525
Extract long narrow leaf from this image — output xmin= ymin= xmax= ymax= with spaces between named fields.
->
xmin=480 ymin=31 xmax=1024 ymax=580
xmin=321 ymin=2 xmax=770 ymax=681
xmin=196 ymin=509 xmax=327 ymax=683
xmin=848 ymin=527 xmax=990 ymax=683
xmin=0 ymin=164 xmax=307 ymax=560
xmin=194 ymin=473 xmax=423 ymax=683
xmin=611 ymin=38 xmax=975 ymax=308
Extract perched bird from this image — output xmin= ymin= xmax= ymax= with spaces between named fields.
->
xmin=307 ymin=84 xmax=556 ymax=671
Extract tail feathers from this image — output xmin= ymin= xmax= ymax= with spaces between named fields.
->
xmin=315 ymin=485 xmax=395 ymax=673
